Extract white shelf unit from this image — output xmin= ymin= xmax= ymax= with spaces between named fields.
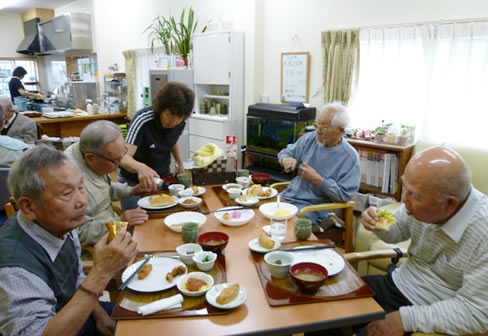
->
xmin=190 ymin=31 xmax=244 ymax=164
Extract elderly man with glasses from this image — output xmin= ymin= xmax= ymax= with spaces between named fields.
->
xmin=277 ymin=101 xmax=361 ymax=232
xmin=65 ymin=120 xmax=149 ymax=246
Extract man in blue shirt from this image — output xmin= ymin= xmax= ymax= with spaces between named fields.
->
xmin=277 ymin=102 xmax=360 ymax=229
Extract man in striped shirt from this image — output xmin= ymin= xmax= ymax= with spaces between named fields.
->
xmin=361 ymin=146 xmax=488 ymax=335
xmin=118 ymin=82 xmax=195 ymax=210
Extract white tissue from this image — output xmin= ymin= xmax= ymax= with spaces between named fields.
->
xmin=137 ymin=294 xmax=184 ymax=316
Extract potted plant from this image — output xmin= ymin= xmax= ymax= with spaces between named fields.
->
xmin=374 ymin=120 xmax=391 ymax=143
xmin=397 ymin=124 xmax=413 ymax=146
xmin=144 ymin=15 xmax=174 ymax=55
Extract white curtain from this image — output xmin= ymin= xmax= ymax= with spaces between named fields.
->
xmin=349 ymin=22 xmax=488 ymax=150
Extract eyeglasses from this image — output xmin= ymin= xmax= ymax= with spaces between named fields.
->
xmin=314 ymin=123 xmax=333 ymax=133
xmin=93 ymin=147 xmax=128 ymax=165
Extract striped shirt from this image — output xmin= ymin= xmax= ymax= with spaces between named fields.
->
xmin=376 ymin=187 xmax=488 ymax=334
xmin=0 ymin=212 xmax=85 ymax=336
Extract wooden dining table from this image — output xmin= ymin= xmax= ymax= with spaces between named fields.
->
xmin=115 ymin=185 xmax=384 ymax=336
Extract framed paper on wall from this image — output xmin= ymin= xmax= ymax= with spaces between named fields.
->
xmin=280 ymin=52 xmax=310 ymax=103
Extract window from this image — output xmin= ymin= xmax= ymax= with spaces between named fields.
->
xmin=0 ymin=58 xmax=39 ymax=98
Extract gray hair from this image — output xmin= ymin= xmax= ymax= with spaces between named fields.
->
xmin=79 ymin=120 xmax=122 ymax=155
xmin=317 ymin=101 xmax=350 ymax=128
xmin=0 ymin=98 xmax=14 ymax=115
xmin=8 ymin=145 xmax=69 ymax=201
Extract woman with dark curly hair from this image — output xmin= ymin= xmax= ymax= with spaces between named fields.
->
xmin=9 ymin=66 xmax=40 ymax=102
xmin=118 ymin=82 xmax=195 ymax=210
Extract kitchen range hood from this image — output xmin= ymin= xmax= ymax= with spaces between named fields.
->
xmin=38 ymin=13 xmax=93 ymax=55
xmin=16 ymin=18 xmax=41 ymax=55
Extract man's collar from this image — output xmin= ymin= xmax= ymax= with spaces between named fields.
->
xmin=4 ymin=112 xmax=17 ymax=129
xmin=441 ymin=186 xmax=479 ymax=243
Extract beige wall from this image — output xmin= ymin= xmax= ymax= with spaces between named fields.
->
xmin=0 ymin=12 xmax=25 ymax=57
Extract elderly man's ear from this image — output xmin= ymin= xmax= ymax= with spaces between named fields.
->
xmin=444 ymin=195 xmax=460 ymax=216
xmin=16 ymin=197 xmax=40 ymax=221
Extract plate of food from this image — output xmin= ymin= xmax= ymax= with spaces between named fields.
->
xmin=137 ymin=193 xmax=178 ymax=210
xmin=190 ymin=186 xmax=206 ymax=196
xmin=177 ymin=272 xmax=214 ymax=297
xmin=164 ymin=211 xmax=207 ymax=233
xmin=242 ymin=185 xmax=278 ymax=200
xmin=214 ymin=206 xmax=255 ymax=226
xmin=178 ymin=196 xmax=202 ymax=209
xmin=206 ymin=283 xmax=247 ymax=309
xmin=248 ymin=234 xmax=281 ymax=253
xmin=121 ymin=257 xmax=187 ymax=292
xmin=289 ymin=247 xmax=345 ymax=276
xmin=234 ymin=194 xmax=259 ymax=206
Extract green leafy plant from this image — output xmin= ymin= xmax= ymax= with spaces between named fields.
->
xmin=400 ymin=124 xmax=411 ymax=137
xmin=169 ymin=7 xmax=207 ymax=62
xmin=144 ymin=16 xmax=174 ymax=54
xmin=374 ymin=120 xmax=392 ymax=134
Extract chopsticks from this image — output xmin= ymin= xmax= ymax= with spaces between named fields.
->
xmin=118 ymin=254 xmax=152 ymax=290
xmin=203 ymin=206 xmax=256 ymax=214
xmin=280 ymin=244 xmax=336 ymax=252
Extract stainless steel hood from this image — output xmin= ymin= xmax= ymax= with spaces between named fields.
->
xmin=16 ymin=18 xmax=41 ymax=55
xmin=38 ymin=13 xmax=93 ymax=55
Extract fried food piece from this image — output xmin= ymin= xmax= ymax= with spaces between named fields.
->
xmin=105 ymin=220 xmax=129 ymax=243
xmin=192 ymin=185 xmax=199 ymax=195
xmin=138 ymin=264 xmax=153 ymax=280
xmin=375 ymin=210 xmax=395 ymax=230
xmin=238 ymin=194 xmax=248 ymax=202
xmin=149 ymin=193 xmax=175 ymax=206
xmin=216 ymin=283 xmax=240 ymax=305
xmin=165 ymin=265 xmax=186 ymax=283
xmin=166 ymin=272 xmax=174 ymax=282
xmin=247 ymin=184 xmax=262 ymax=197
xmin=222 ymin=212 xmax=231 ymax=220
xmin=186 ymin=277 xmax=208 ymax=292
xmin=259 ymin=188 xmax=272 ymax=197
xmin=258 ymin=233 xmax=275 ymax=249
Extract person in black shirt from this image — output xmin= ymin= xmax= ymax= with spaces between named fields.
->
xmin=118 ymin=82 xmax=194 ymax=210
xmin=9 ymin=66 xmax=40 ymax=102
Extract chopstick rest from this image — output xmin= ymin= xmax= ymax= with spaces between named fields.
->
xmin=137 ymin=294 xmax=184 ymax=316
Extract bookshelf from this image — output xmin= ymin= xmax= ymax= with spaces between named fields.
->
xmin=346 ymin=138 xmax=414 ymax=201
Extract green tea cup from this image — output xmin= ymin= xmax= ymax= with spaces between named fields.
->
xmin=294 ymin=218 xmax=312 ymax=241
xmin=181 ymin=222 xmax=199 ymax=243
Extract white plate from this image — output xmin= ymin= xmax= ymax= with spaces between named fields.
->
xmin=192 ymin=186 xmax=206 ymax=196
xmin=137 ymin=194 xmax=178 ymax=210
xmin=290 ymin=247 xmax=345 ymax=276
xmin=214 ymin=206 xmax=255 ymax=226
xmin=164 ymin=211 xmax=207 ymax=233
xmin=121 ymin=257 xmax=187 ymax=292
xmin=206 ymin=283 xmax=248 ymax=309
xmin=234 ymin=196 xmax=259 ymax=207
xmin=242 ymin=187 xmax=278 ymax=200
xmin=248 ymin=237 xmax=281 ymax=253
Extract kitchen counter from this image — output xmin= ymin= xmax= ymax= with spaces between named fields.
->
xmin=32 ymin=113 xmax=127 ymax=138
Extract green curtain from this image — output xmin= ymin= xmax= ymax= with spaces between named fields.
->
xmin=321 ymin=30 xmax=360 ymax=104
xmin=122 ymin=49 xmax=137 ymax=120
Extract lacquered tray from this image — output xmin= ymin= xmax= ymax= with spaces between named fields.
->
xmin=111 ymin=251 xmax=228 ymax=320
xmin=252 ymin=240 xmax=375 ymax=307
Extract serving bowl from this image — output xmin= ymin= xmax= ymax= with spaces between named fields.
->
xmin=264 ymin=251 xmax=293 ymax=279
xmin=164 ymin=211 xmax=207 ymax=233
xmin=193 ymin=251 xmax=218 ymax=271
xmin=176 ymin=243 xmax=203 ymax=265
xmin=259 ymin=202 xmax=298 ymax=221
xmin=251 ymin=173 xmax=271 ymax=185
xmin=177 ymin=271 xmax=214 ymax=297
xmin=289 ymin=262 xmax=328 ymax=294
xmin=214 ymin=206 xmax=255 ymax=226
xmin=178 ymin=196 xmax=202 ymax=209
xmin=198 ymin=231 xmax=229 ymax=254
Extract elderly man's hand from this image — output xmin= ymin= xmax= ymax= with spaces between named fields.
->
xmin=282 ymin=157 xmax=297 ymax=172
xmin=121 ymin=208 xmax=148 ymax=226
xmin=299 ymin=162 xmax=323 ymax=185
xmin=93 ymin=230 xmax=138 ymax=279
xmin=361 ymin=206 xmax=379 ymax=231
xmin=137 ymin=165 xmax=159 ymax=191
xmin=365 ymin=311 xmax=404 ymax=336
xmin=94 ymin=307 xmax=116 ymax=336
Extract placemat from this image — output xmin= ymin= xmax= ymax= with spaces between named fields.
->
xmin=212 ymin=186 xmax=277 ymax=207
xmin=251 ymin=240 xmax=375 ymax=307
xmin=112 ymin=251 xmax=228 ymax=320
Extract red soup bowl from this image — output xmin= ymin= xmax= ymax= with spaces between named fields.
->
xmin=198 ymin=231 xmax=229 ymax=254
xmin=251 ymin=173 xmax=271 ymax=186
xmin=289 ymin=262 xmax=328 ymax=294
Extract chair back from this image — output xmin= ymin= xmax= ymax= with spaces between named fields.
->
xmin=0 ymin=168 xmax=10 ymax=212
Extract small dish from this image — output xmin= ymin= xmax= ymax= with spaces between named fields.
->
xmin=235 ymin=176 xmax=250 ymax=188
xmin=198 ymin=231 xmax=229 ymax=254
xmin=168 ymin=184 xmax=185 ymax=196
xmin=192 ymin=251 xmax=217 ymax=271
xmin=214 ymin=207 xmax=255 ymax=226
xmin=176 ymin=243 xmax=203 ymax=265
xmin=222 ymin=183 xmax=242 ymax=192
xmin=242 ymin=187 xmax=278 ymax=200
xmin=248 ymin=237 xmax=281 ymax=253
xmin=178 ymin=196 xmax=202 ymax=209
xmin=177 ymin=272 xmax=214 ymax=297
xmin=192 ymin=186 xmax=206 ymax=196
xmin=264 ymin=251 xmax=293 ymax=279
xmin=227 ymin=188 xmax=242 ymax=199
xmin=234 ymin=195 xmax=259 ymax=207
xmin=179 ymin=189 xmax=194 ymax=198
xmin=206 ymin=283 xmax=248 ymax=309
xmin=164 ymin=211 xmax=207 ymax=233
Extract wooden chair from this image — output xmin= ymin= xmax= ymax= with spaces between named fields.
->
xmin=270 ymin=181 xmax=355 ymax=252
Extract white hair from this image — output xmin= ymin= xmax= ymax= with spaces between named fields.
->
xmin=79 ymin=120 xmax=122 ymax=154
xmin=317 ymin=101 xmax=350 ymax=128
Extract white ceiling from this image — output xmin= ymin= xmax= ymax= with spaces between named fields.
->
xmin=0 ymin=0 xmax=77 ymax=12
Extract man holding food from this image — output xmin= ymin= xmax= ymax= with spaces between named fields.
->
xmin=0 ymin=146 xmax=138 ymax=335
xmin=277 ymin=101 xmax=360 ymax=230
xmin=360 ymin=146 xmax=488 ymax=335
xmin=65 ymin=120 xmax=149 ymax=246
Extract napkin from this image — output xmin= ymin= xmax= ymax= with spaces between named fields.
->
xmin=262 ymin=225 xmax=271 ymax=236
xmin=137 ymin=294 xmax=184 ymax=316
xmin=192 ymin=143 xmax=224 ymax=168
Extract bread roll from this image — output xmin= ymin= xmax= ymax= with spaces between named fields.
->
xmin=216 ymin=283 xmax=240 ymax=304
xmin=105 ymin=220 xmax=129 ymax=242
xmin=258 ymin=233 xmax=275 ymax=249
xmin=149 ymin=193 xmax=175 ymax=207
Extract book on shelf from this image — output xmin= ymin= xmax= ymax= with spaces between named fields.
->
xmin=356 ymin=147 xmax=399 ymax=194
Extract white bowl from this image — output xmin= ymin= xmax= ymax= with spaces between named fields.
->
xmin=236 ymin=176 xmax=250 ymax=188
xmin=176 ymin=243 xmax=203 ymax=265
xmin=169 ymin=184 xmax=185 ymax=196
xmin=178 ymin=196 xmax=202 ymax=209
xmin=222 ymin=183 xmax=242 ymax=192
xmin=164 ymin=211 xmax=207 ymax=232
xmin=193 ymin=251 xmax=217 ymax=271
xmin=179 ymin=189 xmax=194 ymax=198
xmin=264 ymin=251 xmax=294 ymax=279
xmin=227 ymin=188 xmax=242 ymax=199
xmin=214 ymin=207 xmax=255 ymax=226
xmin=259 ymin=202 xmax=298 ymax=221
xmin=177 ymin=272 xmax=214 ymax=297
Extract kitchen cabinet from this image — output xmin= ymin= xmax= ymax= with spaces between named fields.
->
xmin=190 ymin=31 xmax=244 ymax=163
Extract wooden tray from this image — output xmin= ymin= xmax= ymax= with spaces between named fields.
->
xmin=111 ymin=251 xmax=228 ymax=320
xmin=211 ymin=186 xmax=277 ymax=207
xmin=252 ymin=240 xmax=374 ymax=307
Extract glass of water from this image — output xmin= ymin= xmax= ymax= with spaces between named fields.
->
xmin=270 ymin=219 xmax=287 ymax=241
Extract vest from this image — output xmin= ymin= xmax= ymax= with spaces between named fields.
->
xmin=0 ymin=216 xmax=79 ymax=312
